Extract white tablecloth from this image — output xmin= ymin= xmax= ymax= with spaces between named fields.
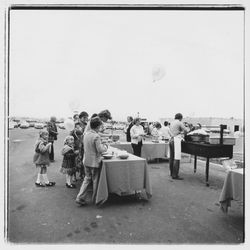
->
xmin=95 ymin=148 xmax=152 ymax=205
xmin=110 ymin=141 xmax=169 ymax=160
xmin=219 ymin=168 xmax=244 ymax=213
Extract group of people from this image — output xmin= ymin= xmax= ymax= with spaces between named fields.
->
xmin=124 ymin=113 xmax=190 ymax=180
xmin=33 ymin=110 xmax=191 ymax=206
xmin=125 ymin=118 xmax=173 ymax=143
xmin=33 ymin=110 xmax=112 ymax=206
xmin=124 ymin=117 xmax=173 ymax=158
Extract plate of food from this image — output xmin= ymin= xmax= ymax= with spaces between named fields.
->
xmin=102 ymin=151 xmax=109 ymax=155
xmin=103 ymin=154 xmax=113 ymax=159
xmin=152 ymin=140 xmax=159 ymax=143
xmin=118 ymin=154 xmax=129 ymax=160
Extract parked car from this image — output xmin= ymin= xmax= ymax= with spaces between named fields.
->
xmin=114 ymin=124 xmax=125 ymax=130
xmin=9 ymin=121 xmax=18 ymax=129
xmin=34 ymin=123 xmax=45 ymax=129
xmin=104 ymin=123 xmax=113 ymax=130
xmin=28 ymin=122 xmax=35 ymax=127
xmin=20 ymin=121 xmax=30 ymax=129
xmin=58 ymin=123 xmax=65 ymax=129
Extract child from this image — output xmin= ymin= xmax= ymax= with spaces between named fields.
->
xmin=75 ymin=116 xmax=108 ymax=205
xmin=60 ymin=135 xmax=78 ymax=188
xmin=70 ymin=122 xmax=84 ymax=181
xmin=33 ymin=130 xmax=56 ymax=187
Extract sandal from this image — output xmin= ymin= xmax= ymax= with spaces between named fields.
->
xmin=66 ymin=183 xmax=76 ymax=189
xmin=35 ymin=182 xmax=45 ymax=187
xmin=45 ymin=181 xmax=56 ymax=187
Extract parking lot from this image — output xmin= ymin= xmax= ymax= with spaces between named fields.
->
xmin=7 ymin=127 xmax=244 ymax=244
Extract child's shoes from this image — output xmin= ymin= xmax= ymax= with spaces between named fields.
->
xmin=35 ymin=182 xmax=45 ymax=187
xmin=66 ymin=183 xmax=76 ymax=189
xmin=45 ymin=181 xmax=56 ymax=187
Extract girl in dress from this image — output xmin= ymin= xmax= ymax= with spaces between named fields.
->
xmin=33 ymin=130 xmax=55 ymax=187
xmin=60 ymin=136 xmax=78 ymax=188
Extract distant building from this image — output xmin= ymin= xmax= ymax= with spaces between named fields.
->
xmin=159 ymin=117 xmax=243 ymax=133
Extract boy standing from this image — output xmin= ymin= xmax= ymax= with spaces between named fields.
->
xmin=75 ymin=117 xmax=108 ymax=205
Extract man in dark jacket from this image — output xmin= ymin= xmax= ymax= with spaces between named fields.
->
xmin=47 ymin=116 xmax=58 ymax=162
xmin=125 ymin=116 xmax=133 ymax=142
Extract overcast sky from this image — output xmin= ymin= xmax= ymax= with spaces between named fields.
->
xmin=9 ymin=9 xmax=244 ymax=121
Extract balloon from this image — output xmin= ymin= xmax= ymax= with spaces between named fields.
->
xmin=69 ymin=99 xmax=80 ymax=112
xmin=64 ymin=119 xmax=75 ymax=132
xmin=152 ymin=65 xmax=165 ymax=82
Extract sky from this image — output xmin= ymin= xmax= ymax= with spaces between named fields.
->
xmin=9 ymin=9 xmax=244 ymax=121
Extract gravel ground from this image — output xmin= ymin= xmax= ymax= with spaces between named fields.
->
xmin=6 ymin=128 xmax=244 ymax=244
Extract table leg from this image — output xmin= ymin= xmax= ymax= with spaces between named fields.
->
xmin=206 ymin=157 xmax=210 ymax=187
xmin=194 ymin=155 xmax=197 ymax=173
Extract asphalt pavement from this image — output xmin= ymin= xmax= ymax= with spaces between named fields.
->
xmin=6 ymin=128 xmax=244 ymax=244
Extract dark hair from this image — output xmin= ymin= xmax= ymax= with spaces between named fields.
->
xmin=155 ymin=122 xmax=162 ymax=129
xmin=90 ymin=117 xmax=103 ymax=129
xmin=98 ymin=109 xmax=112 ymax=120
xmin=127 ymin=116 xmax=133 ymax=122
xmin=50 ymin=116 xmax=56 ymax=122
xmin=91 ymin=113 xmax=98 ymax=119
xmin=133 ymin=117 xmax=141 ymax=124
xmin=73 ymin=114 xmax=79 ymax=120
xmin=79 ymin=111 xmax=89 ymax=119
xmin=164 ymin=121 xmax=169 ymax=126
xmin=174 ymin=113 xmax=183 ymax=120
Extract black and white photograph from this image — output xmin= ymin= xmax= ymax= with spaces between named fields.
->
xmin=1 ymin=0 xmax=248 ymax=246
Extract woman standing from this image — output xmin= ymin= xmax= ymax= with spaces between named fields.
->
xmin=47 ymin=116 xmax=58 ymax=162
xmin=151 ymin=122 xmax=163 ymax=140
xmin=130 ymin=117 xmax=145 ymax=157
xmin=125 ymin=116 xmax=134 ymax=142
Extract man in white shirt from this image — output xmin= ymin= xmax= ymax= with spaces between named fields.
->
xmin=130 ymin=118 xmax=145 ymax=157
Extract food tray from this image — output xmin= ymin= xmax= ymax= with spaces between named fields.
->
xmin=186 ymin=134 xmax=209 ymax=143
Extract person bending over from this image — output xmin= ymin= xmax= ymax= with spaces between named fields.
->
xmin=75 ymin=117 xmax=108 ymax=205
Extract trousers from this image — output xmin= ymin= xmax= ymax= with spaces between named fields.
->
xmin=169 ymin=138 xmax=180 ymax=178
xmin=49 ymin=142 xmax=54 ymax=161
xmin=76 ymin=166 xmax=100 ymax=203
xmin=131 ymin=141 xmax=142 ymax=157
